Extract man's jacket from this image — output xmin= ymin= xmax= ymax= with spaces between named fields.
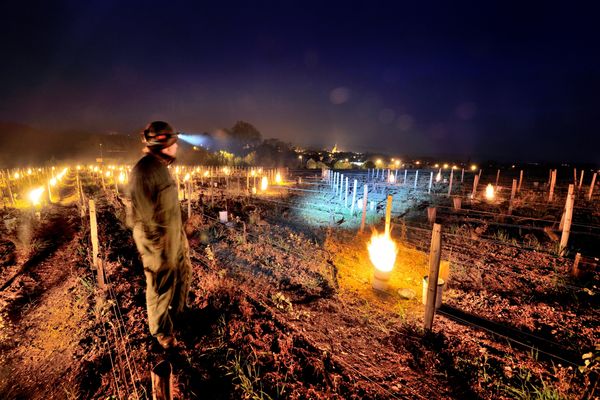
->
xmin=128 ymin=153 xmax=183 ymax=271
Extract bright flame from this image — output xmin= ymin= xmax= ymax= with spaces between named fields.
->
xmin=252 ymin=186 xmax=257 ymax=194
xmin=388 ymin=174 xmax=396 ymax=183
xmin=28 ymin=187 xmax=45 ymax=206
xmin=485 ymin=183 xmax=495 ymax=200
xmin=49 ymin=178 xmax=57 ymax=186
xmin=118 ymin=172 xmax=126 ymax=184
xmin=105 ymin=171 xmax=111 ymax=177
xmin=14 ymin=172 xmax=20 ymax=179
xmin=203 ymin=171 xmax=209 ymax=177
xmin=223 ymin=167 xmax=230 ymax=175
xmin=183 ymin=173 xmax=191 ymax=182
xmin=368 ymin=231 xmax=398 ymax=273
xmin=434 ymin=164 xmax=439 ymax=168
xmin=250 ymin=170 xmax=256 ymax=177
xmin=395 ymin=160 xmax=400 ymax=167
xmin=275 ymin=172 xmax=282 ymax=184
xmin=435 ymin=172 xmax=441 ymax=182
xmin=376 ymin=159 xmax=382 ymax=165
xmin=27 ymin=168 xmax=32 ymax=175
xmin=261 ymin=176 xmax=268 ymax=191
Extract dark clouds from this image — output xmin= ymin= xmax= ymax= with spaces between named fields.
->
xmin=1 ymin=1 xmax=599 ymax=163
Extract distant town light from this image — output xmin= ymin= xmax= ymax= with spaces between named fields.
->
xmin=470 ymin=165 xmax=477 ymax=171
xmin=443 ymin=163 xmax=449 ymax=169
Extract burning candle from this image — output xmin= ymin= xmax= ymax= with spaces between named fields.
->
xmin=28 ymin=187 xmax=45 ymax=206
xmin=368 ymin=231 xmax=398 ymax=291
xmin=261 ymin=176 xmax=268 ymax=191
xmin=485 ymin=183 xmax=495 ymax=200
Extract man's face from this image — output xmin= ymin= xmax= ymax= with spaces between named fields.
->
xmin=161 ymin=141 xmax=178 ymax=157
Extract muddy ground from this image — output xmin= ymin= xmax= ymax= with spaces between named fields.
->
xmin=0 ymin=172 xmax=598 ymax=399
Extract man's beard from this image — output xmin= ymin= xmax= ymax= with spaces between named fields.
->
xmin=146 ymin=147 xmax=176 ymax=165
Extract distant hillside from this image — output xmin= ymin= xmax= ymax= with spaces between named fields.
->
xmin=0 ymin=122 xmax=143 ymax=168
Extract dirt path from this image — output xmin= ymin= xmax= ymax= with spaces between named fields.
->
xmin=0 ymin=213 xmax=93 ymax=399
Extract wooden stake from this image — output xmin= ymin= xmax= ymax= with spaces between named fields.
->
xmin=344 ymin=177 xmax=349 ymax=207
xmin=572 ymin=253 xmax=581 ymax=278
xmin=187 ymin=181 xmax=192 ymax=219
xmin=403 ymin=169 xmax=408 ymax=185
xmin=89 ymin=200 xmax=104 ymax=288
xmin=384 ymin=195 xmax=393 ymax=236
xmin=414 ymin=170 xmax=419 ymax=189
xmin=589 ymin=172 xmax=597 ymax=201
xmin=510 ymin=179 xmax=517 ymax=202
xmin=578 ymin=170 xmax=584 ymax=192
xmin=428 ymin=172 xmax=433 ymax=194
xmin=151 ymin=360 xmax=173 ymax=400
xmin=427 ymin=207 xmax=437 ymax=224
xmin=548 ymin=169 xmax=557 ymax=202
xmin=453 ymin=197 xmax=461 ymax=210
xmin=351 ymin=179 xmax=357 ymax=215
xmin=559 ymin=184 xmax=574 ymax=256
xmin=447 ymin=169 xmax=454 ymax=197
xmin=495 ymin=169 xmax=500 ymax=188
xmin=360 ymin=184 xmax=368 ymax=232
xmin=518 ymin=170 xmax=524 ymax=192
xmin=424 ymin=223 xmax=442 ymax=330
xmin=472 ymin=174 xmax=479 ymax=198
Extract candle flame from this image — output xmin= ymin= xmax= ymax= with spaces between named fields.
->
xmin=368 ymin=231 xmax=397 ymax=273
xmin=485 ymin=183 xmax=495 ymax=200
xmin=275 ymin=172 xmax=282 ymax=184
xmin=28 ymin=187 xmax=45 ymax=206
xmin=261 ymin=176 xmax=268 ymax=191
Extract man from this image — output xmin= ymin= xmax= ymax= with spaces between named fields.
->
xmin=128 ymin=121 xmax=192 ymax=349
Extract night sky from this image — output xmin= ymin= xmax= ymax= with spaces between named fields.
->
xmin=1 ymin=1 xmax=599 ymax=163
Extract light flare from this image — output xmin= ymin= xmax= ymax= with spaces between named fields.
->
xmin=485 ymin=183 xmax=495 ymax=200
xmin=368 ymin=231 xmax=398 ymax=273
xmin=28 ymin=187 xmax=45 ymax=206
xmin=261 ymin=176 xmax=268 ymax=191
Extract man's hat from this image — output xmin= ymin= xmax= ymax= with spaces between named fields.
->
xmin=142 ymin=121 xmax=179 ymax=149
